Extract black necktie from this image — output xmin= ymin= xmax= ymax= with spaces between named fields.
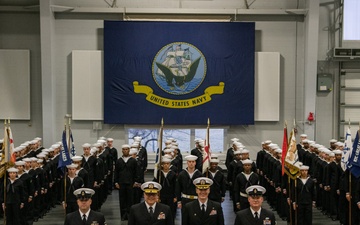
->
xmin=149 ymin=206 xmax=154 ymax=217
xmin=82 ymin=214 xmax=86 ymax=225
xmin=254 ymin=211 xmax=259 ymax=220
xmin=201 ymin=204 xmax=206 ymax=215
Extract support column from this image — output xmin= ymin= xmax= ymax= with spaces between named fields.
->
xmin=40 ymin=0 xmax=56 ymax=146
xmin=303 ymin=0 xmax=320 ymax=140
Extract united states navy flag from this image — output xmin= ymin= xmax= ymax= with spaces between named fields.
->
xmin=104 ymin=21 xmax=255 ymax=125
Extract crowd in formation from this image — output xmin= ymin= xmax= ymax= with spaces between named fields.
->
xmin=0 ymin=133 xmax=356 ymax=225
xmin=0 ymin=137 xmax=118 ymax=225
xmin=255 ymin=135 xmax=354 ymax=225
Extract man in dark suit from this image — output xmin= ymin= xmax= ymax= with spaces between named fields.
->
xmin=234 ymin=185 xmax=276 ymax=225
xmin=182 ymin=177 xmax=224 ymax=225
xmin=64 ymin=188 xmax=106 ymax=225
xmin=128 ymin=181 xmax=174 ymax=225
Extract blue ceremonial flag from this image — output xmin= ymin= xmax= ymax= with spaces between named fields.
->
xmin=58 ymin=130 xmax=72 ymax=169
xmin=348 ymin=130 xmax=360 ymax=178
xmin=104 ymin=21 xmax=255 ymax=125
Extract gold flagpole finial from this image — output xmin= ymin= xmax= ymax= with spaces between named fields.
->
xmin=348 ymin=118 xmax=351 ymax=128
xmin=285 ymin=120 xmax=287 ymax=127
xmin=161 ymin=118 xmax=164 ymax=126
xmin=4 ymin=120 xmax=6 ymax=125
xmin=207 ymin=118 xmax=210 ymax=126
xmin=8 ymin=118 xmax=10 ymax=125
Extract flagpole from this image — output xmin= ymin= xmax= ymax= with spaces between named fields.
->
xmin=3 ymin=120 xmax=7 ymax=225
xmin=158 ymin=118 xmax=163 ymax=185
xmin=157 ymin=118 xmax=164 ymax=203
xmin=288 ymin=176 xmax=292 ymax=225
xmin=63 ymin=117 xmax=67 ymax=216
xmin=206 ymin=118 xmax=210 ymax=177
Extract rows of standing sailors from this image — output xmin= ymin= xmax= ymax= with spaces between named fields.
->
xmin=0 ymin=136 xmax=118 ymax=225
xmin=254 ymin=135 xmax=354 ymax=225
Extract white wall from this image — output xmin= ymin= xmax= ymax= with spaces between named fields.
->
xmin=0 ymin=0 xmax=343 ymax=160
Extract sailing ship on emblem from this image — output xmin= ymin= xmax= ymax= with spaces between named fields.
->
xmin=155 ymin=44 xmax=202 ymax=90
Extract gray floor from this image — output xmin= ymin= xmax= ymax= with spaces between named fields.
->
xmin=0 ymin=178 xmax=342 ymax=225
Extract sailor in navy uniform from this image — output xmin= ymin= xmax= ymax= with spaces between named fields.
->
xmin=234 ymin=185 xmax=276 ymax=225
xmin=182 ymin=177 xmax=224 ymax=225
xmin=153 ymin=157 xmax=177 ymax=220
xmin=176 ymin=155 xmax=203 ymax=211
xmin=64 ymin=188 xmax=106 ymax=225
xmin=0 ymin=167 xmax=26 ymax=225
xmin=128 ymin=181 xmax=174 ymax=225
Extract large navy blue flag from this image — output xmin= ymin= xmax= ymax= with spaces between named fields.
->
xmin=104 ymin=21 xmax=255 ymax=125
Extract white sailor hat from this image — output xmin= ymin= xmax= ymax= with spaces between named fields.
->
xmin=329 ymin=152 xmax=335 ymax=157
xmin=37 ymin=159 xmax=43 ymax=163
xmin=170 ymin=145 xmax=178 ymax=150
xmin=333 ymin=150 xmax=343 ymax=155
xmin=57 ymin=141 xmax=63 ymax=146
xmin=66 ymin=163 xmax=78 ymax=169
xmin=242 ymin=159 xmax=253 ymax=164
xmin=233 ymin=150 xmax=242 ymax=155
xmin=0 ymin=139 xmax=3 ymax=144
xmin=241 ymin=149 xmax=250 ymax=154
xmin=90 ymin=147 xmax=98 ymax=154
xmin=210 ymin=158 xmax=219 ymax=163
xmin=193 ymin=177 xmax=213 ymax=189
xmin=265 ymin=140 xmax=272 ymax=144
xmin=131 ymin=142 xmax=139 ymax=148
xmin=300 ymin=134 xmax=307 ymax=138
xmin=335 ymin=142 xmax=344 ymax=147
xmin=30 ymin=140 xmax=37 ymax=144
xmin=194 ymin=138 xmax=202 ymax=143
xmin=330 ymin=139 xmax=337 ymax=143
xmin=15 ymin=161 xmax=26 ymax=166
xmin=163 ymin=154 xmax=172 ymax=159
xmin=97 ymin=140 xmax=106 ymax=144
xmin=133 ymin=136 xmax=142 ymax=142
xmin=162 ymin=157 xmax=172 ymax=163
xmin=199 ymin=141 xmax=205 ymax=147
xmin=231 ymin=138 xmax=239 ymax=142
xmin=37 ymin=154 xmax=46 ymax=158
xmin=13 ymin=147 xmax=22 ymax=153
xmin=48 ymin=148 xmax=55 ymax=152
xmin=107 ymin=138 xmax=114 ymax=141
xmin=165 ymin=140 xmax=172 ymax=144
xmin=167 ymin=137 xmax=175 ymax=141
xmin=51 ymin=144 xmax=60 ymax=149
xmin=141 ymin=181 xmax=162 ymax=193
xmin=121 ymin=144 xmax=130 ymax=149
xmin=129 ymin=148 xmax=138 ymax=155
xmin=71 ymin=156 xmax=83 ymax=162
xmin=323 ymin=149 xmax=332 ymax=155
xmin=93 ymin=143 xmax=101 ymax=147
xmin=172 ymin=142 xmax=179 ymax=146
xmin=302 ymin=139 xmax=309 ymax=143
xmin=163 ymin=149 xmax=173 ymax=154
xmin=275 ymin=148 xmax=282 ymax=154
xmin=22 ymin=158 xmax=32 ymax=162
xmin=308 ymin=141 xmax=315 ymax=145
xmin=30 ymin=157 xmax=38 ymax=162
xmin=82 ymin=143 xmax=91 ymax=148
xmin=185 ymin=155 xmax=198 ymax=161
xmin=7 ymin=167 xmax=18 ymax=173
xmin=300 ymin=165 xmax=309 ymax=170
xmin=246 ymin=185 xmax=266 ymax=196
xmin=235 ymin=142 xmax=245 ymax=148
xmin=73 ymin=188 xmax=95 ymax=200
xmin=34 ymin=137 xmax=42 ymax=141
xmin=210 ymin=154 xmax=218 ymax=159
